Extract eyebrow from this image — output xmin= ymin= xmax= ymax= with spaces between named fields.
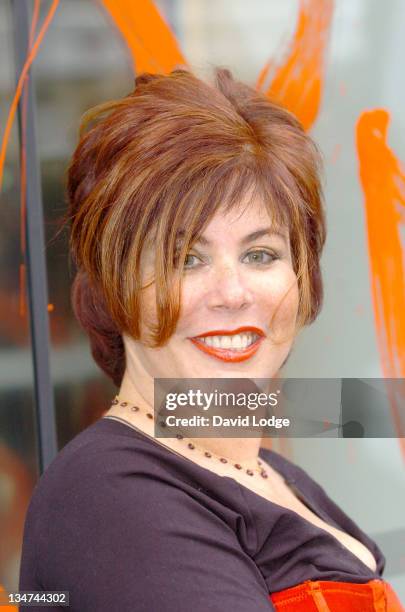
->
xmin=175 ymin=227 xmax=288 ymax=247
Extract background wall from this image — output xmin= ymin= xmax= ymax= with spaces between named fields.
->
xmin=0 ymin=0 xmax=404 ymax=597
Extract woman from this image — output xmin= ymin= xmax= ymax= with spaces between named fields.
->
xmin=19 ymin=67 xmax=403 ymax=611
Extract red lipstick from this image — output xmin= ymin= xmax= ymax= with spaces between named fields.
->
xmin=188 ymin=326 xmax=265 ymax=363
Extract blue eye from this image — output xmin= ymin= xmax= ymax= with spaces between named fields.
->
xmin=243 ymin=250 xmax=279 ymax=265
xmin=173 ymin=251 xmax=202 ymax=269
xmin=173 ymin=249 xmax=280 ymax=270
xmin=183 ymin=253 xmax=202 ymax=268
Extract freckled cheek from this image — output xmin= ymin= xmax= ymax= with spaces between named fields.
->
xmin=178 ymin=271 xmax=299 ymax=325
xmin=139 ymin=272 xmax=299 ymax=338
xmin=176 ymin=281 xmax=204 ymax=329
xmin=139 ymin=282 xmax=200 ymax=339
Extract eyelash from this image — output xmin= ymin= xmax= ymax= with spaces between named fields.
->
xmin=174 ymin=249 xmax=281 ymax=270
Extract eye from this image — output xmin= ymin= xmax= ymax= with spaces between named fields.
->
xmin=173 ymin=249 xmax=280 ymax=270
xmin=183 ymin=253 xmax=203 ymax=269
xmin=243 ymin=249 xmax=280 ymax=265
xmin=173 ymin=250 xmax=203 ymax=270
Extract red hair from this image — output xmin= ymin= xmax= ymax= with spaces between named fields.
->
xmin=61 ymin=67 xmax=326 ymax=387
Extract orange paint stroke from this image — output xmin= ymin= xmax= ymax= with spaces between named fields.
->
xmin=0 ymin=585 xmax=18 ymax=611
xmin=256 ymin=0 xmax=334 ymax=131
xmin=0 ymin=0 xmax=59 ymax=193
xmin=100 ymin=0 xmax=186 ymax=75
xmin=356 ymin=110 xmax=405 ymax=446
xmin=19 ymin=0 xmax=41 ymax=321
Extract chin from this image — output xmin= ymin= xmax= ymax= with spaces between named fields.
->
xmin=195 ymin=362 xmax=279 ymax=379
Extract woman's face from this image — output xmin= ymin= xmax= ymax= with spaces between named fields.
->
xmin=124 ymin=193 xmax=299 ymax=380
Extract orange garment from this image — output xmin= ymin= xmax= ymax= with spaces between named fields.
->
xmin=269 ymin=579 xmax=404 ymax=611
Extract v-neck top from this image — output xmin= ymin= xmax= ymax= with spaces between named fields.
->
xmin=19 ymin=416 xmax=386 ymax=611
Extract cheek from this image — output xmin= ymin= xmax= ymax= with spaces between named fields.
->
xmin=178 ymin=268 xmax=299 ymax=326
xmin=175 ymin=279 xmax=202 ymax=329
xmin=139 ymin=281 xmax=201 ymax=340
xmin=251 ymin=263 xmax=299 ymax=304
xmin=140 ymin=266 xmax=300 ymax=339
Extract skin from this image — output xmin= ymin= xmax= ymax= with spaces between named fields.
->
xmin=106 ymin=198 xmax=379 ymax=572
xmin=113 ymin=192 xmax=300 ymax=467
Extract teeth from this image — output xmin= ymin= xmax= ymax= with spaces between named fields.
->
xmin=200 ymin=332 xmax=259 ymax=350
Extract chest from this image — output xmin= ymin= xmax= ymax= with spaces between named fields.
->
xmin=248 ymin=474 xmax=377 ymax=573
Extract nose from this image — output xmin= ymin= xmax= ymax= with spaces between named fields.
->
xmin=207 ymin=262 xmax=253 ymax=311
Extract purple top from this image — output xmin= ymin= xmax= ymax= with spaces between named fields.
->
xmin=19 ymin=416 xmax=385 ymax=611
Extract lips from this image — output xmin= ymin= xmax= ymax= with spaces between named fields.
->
xmin=188 ymin=326 xmax=265 ymax=363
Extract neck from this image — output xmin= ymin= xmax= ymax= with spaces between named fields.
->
xmin=118 ymin=370 xmax=262 ymax=466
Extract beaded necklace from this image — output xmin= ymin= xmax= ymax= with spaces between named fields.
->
xmin=110 ymin=396 xmax=269 ymax=479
